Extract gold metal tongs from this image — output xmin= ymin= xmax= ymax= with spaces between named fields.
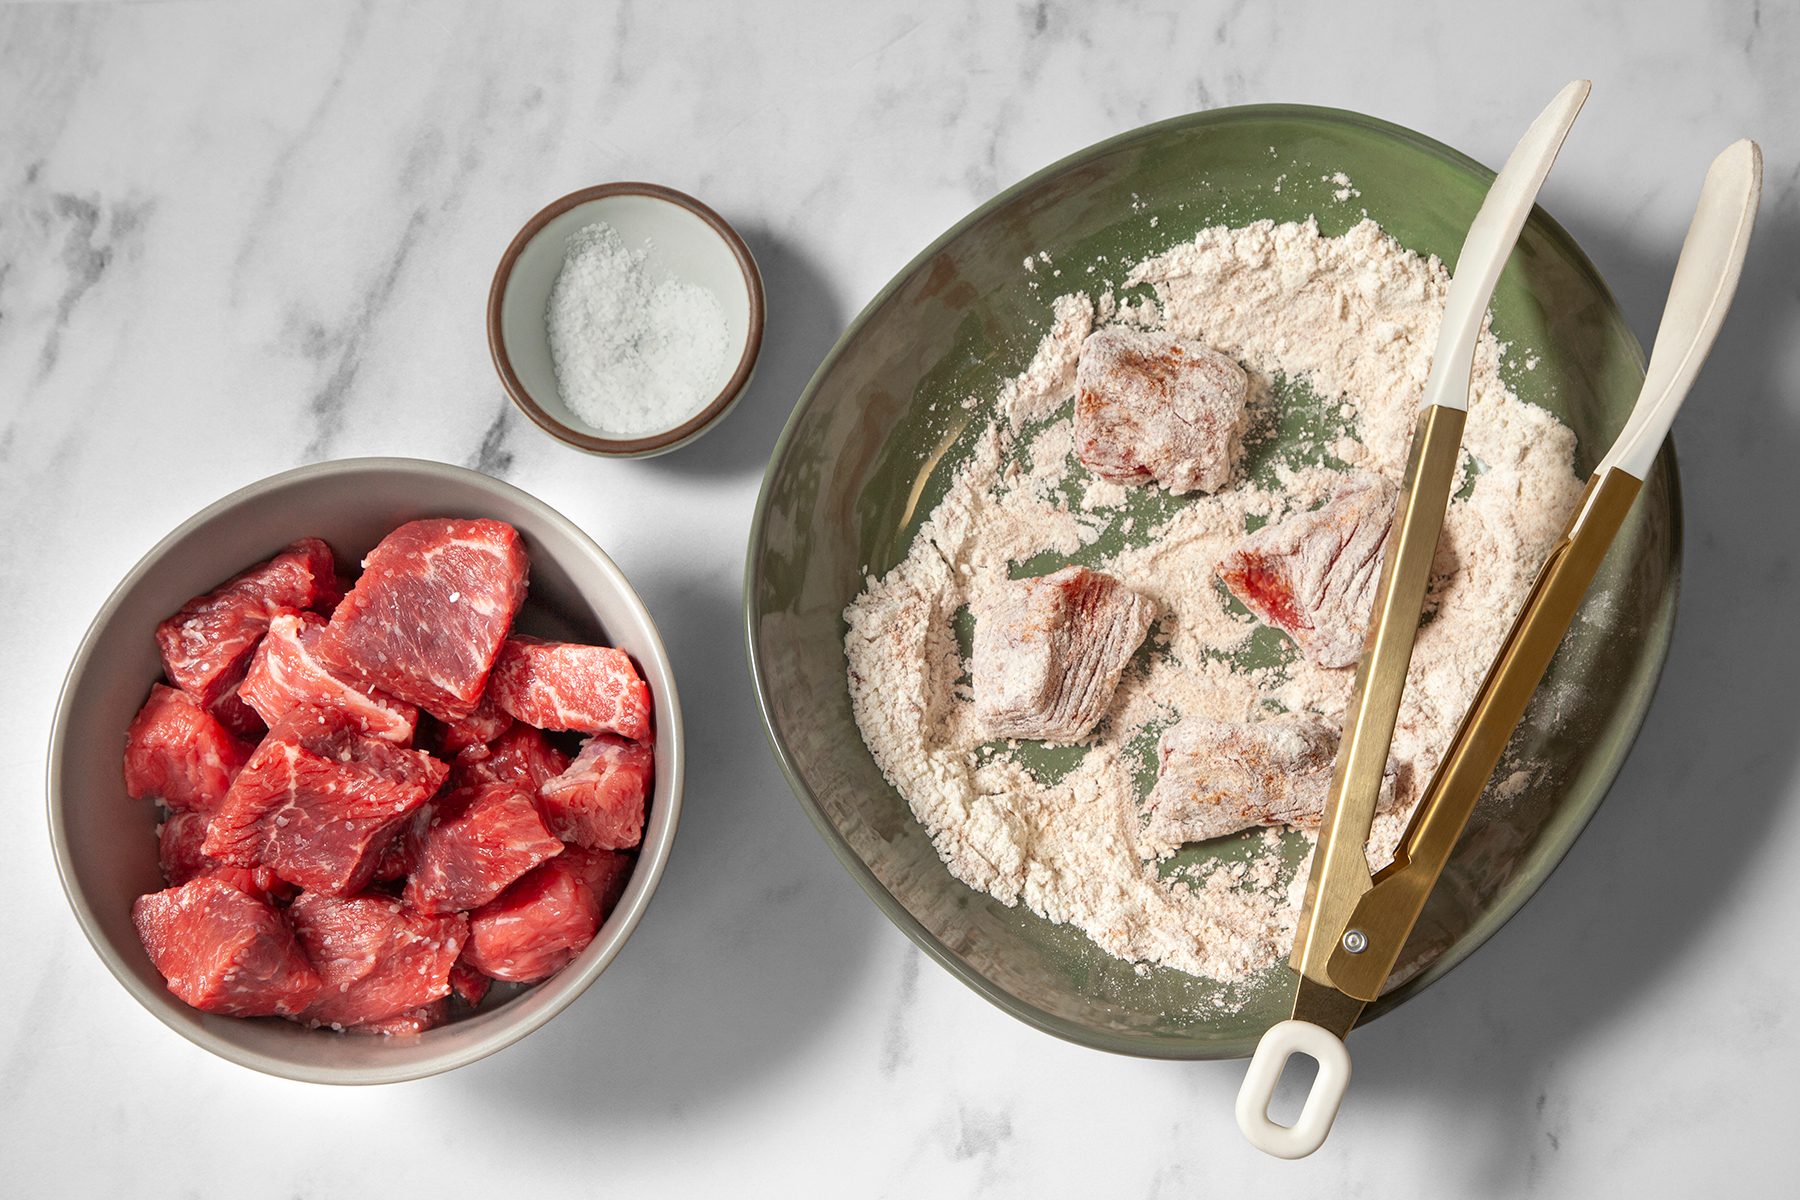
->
xmin=1236 ymin=123 xmax=1764 ymax=1157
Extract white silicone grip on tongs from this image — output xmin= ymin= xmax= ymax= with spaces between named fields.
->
xmin=1418 ymin=79 xmax=1589 ymax=414
xmin=1595 ymin=139 xmax=1762 ymax=481
xmin=1235 ymin=1020 xmax=1353 ymax=1160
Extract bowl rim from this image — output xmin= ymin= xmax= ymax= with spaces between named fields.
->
xmin=486 ymin=181 xmax=767 ymax=458
xmin=46 ymin=455 xmax=686 ymax=1083
xmin=742 ymin=102 xmax=1683 ymax=1060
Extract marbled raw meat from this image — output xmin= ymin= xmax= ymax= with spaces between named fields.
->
xmin=1218 ymin=472 xmax=1397 ymax=668
xmin=449 ymin=957 xmax=490 ymax=1006
xmin=372 ymin=805 xmax=433 ymax=884
xmin=403 ymin=782 xmax=564 ymax=914
xmin=451 ymin=724 xmax=572 ymax=796
xmin=1074 ymin=327 xmax=1248 ymax=495
xmin=155 ymin=538 xmax=339 ymax=707
xmin=123 ymin=684 xmax=254 ymax=813
xmin=157 ymin=810 xmax=294 ymax=903
xmin=204 ymin=707 xmax=447 ymax=894
xmin=314 ymin=519 xmax=528 ymax=722
xmin=538 ymin=734 xmax=653 ymax=850
xmin=287 ymin=891 xmax=467 ymax=1030
xmin=463 ymin=849 xmax=627 ymax=983
xmin=132 ymin=876 xmax=320 ymax=1017
xmin=432 ymin=690 xmax=511 ymax=756
xmin=487 ymin=636 xmax=651 ymax=739
xmin=208 ymin=680 xmax=267 ymax=741
xmin=348 ymin=1000 xmax=448 ymax=1036
xmin=972 ymin=565 xmax=1158 ymax=744
xmin=1138 ymin=714 xmax=1396 ymax=854
xmin=240 ymin=610 xmax=418 ymax=743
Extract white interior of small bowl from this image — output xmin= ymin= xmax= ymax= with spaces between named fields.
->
xmin=500 ymin=193 xmax=752 ymax=438
xmin=47 ymin=458 xmax=683 ymax=1083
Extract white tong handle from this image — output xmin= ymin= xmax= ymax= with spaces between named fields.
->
xmin=1236 ymin=1020 xmax=1353 ymax=1159
xmin=1420 ymin=79 xmax=1590 ymax=414
xmin=1596 ymin=139 xmax=1763 ymax=480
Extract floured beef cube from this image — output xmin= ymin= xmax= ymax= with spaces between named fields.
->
xmin=487 ymin=636 xmax=651 ymax=739
xmin=240 ymin=611 xmax=418 ymax=744
xmin=450 ymin=957 xmax=491 ymax=1006
xmin=451 ymin=724 xmax=571 ymax=796
xmin=287 ymin=891 xmax=467 ymax=1030
xmin=132 ymin=876 xmax=321 ymax=1018
xmin=403 ymin=783 xmax=564 ymax=915
xmin=432 ymin=691 xmax=512 ymax=757
xmin=155 ymin=537 xmax=339 ymax=708
xmin=157 ymin=810 xmax=294 ymax=903
xmin=348 ymin=1000 xmax=448 ymax=1036
xmin=204 ymin=707 xmax=448 ymax=894
xmin=1138 ymin=714 xmax=1396 ymax=853
xmin=463 ymin=849 xmax=625 ymax=983
xmin=538 ymin=734 xmax=653 ymax=850
xmin=1074 ymin=328 xmax=1248 ymax=495
xmin=972 ymin=565 xmax=1159 ymax=744
xmin=1218 ymin=472 xmax=1398 ymax=668
xmin=123 ymin=684 xmax=254 ymax=813
xmin=314 ymin=518 xmax=528 ymax=722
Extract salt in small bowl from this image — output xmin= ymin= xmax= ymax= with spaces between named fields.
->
xmin=488 ymin=182 xmax=765 ymax=457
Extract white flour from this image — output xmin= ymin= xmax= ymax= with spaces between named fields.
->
xmin=545 ymin=221 xmax=729 ymax=437
xmin=843 ymin=217 xmax=1584 ymax=991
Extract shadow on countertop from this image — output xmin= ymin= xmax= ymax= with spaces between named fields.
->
xmin=1251 ymin=193 xmax=1800 ymax=1187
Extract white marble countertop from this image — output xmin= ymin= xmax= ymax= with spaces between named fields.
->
xmin=4 ymin=2 xmax=1796 ymax=1194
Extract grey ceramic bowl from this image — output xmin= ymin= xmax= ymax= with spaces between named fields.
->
xmin=47 ymin=457 xmax=684 ymax=1083
xmin=746 ymin=105 xmax=1678 ymax=1059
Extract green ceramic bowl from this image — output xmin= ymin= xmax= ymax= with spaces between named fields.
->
xmin=744 ymin=105 xmax=1677 ymax=1059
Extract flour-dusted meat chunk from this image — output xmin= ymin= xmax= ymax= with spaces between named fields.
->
xmin=1138 ymin=714 xmax=1396 ymax=854
xmin=240 ymin=611 xmax=419 ymax=744
xmin=487 ymin=636 xmax=651 ymax=739
xmin=287 ymin=891 xmax=467 ymax=1030
xmin=157 ymin=810 xmax=294 ymax=903
xmin=432 ymin=690 xmax=512 ymax=757
xmin=972 ymin=565 xmax=1159 ymax=744
xmin=204 ymin=707 xmax=448 ymax=894
xmin=1074 ymin=327 xmax=1249 ymax=495
xmin=348 ymin=1000 xmax=448 ymax=1036
xmin=538 ymin=734 xmax=653 ymax=850
xmin=403 ymin=783 xmax=564 ymax=914
xmin=314 ymin=518 xmax=528 ymax=722
xmin=132 ymin=877 xmax=321 ymax=1018
xmin=464 ymin=852 xmax=612 ymax=983
xmin=124 ymin=684 xmax=254 ymax=813
xmin=451 ymin=724 xmax=572 ymax=796
xmin=1218 ymin=472 xmax=1398 ymax=668
xmin=155 ymin=538 xmax=339 ymax=707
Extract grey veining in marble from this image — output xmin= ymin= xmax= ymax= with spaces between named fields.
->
xmin=3 ymin=2 xmax=1797 ymax=1196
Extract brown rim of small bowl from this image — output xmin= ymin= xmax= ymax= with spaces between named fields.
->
xmin=486 ymin=182 xmax=767 ymax=456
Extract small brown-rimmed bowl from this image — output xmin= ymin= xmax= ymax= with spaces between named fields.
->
xmin=47 ymin=458 xmax=685 ymax=1083
xmin=488 ymin=183 xmax=765 ymax=457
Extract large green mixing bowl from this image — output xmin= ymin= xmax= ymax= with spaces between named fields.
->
xmin=744 ymin=105 xmax=1677 ymax=1059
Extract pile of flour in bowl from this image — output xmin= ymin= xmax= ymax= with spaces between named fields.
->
xmin=843 ymin=217 xmax=1584 ymax=994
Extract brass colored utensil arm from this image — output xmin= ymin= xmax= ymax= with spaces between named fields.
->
xmin=1323 ymin=469 xmax=1641 ymax=1002
xmin=1290 ymin=403 xmax=1466 ymax=983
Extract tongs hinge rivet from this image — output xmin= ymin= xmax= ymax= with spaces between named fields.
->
xmin=1342 ymin=929 xmax=1369 ymax=955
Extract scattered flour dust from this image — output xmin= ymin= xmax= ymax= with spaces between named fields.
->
xmin=842 ymin=216 xmax=1584 ymax=994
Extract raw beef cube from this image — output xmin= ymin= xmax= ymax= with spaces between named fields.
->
xmin=209 ymin=680 xmax=267 ymax=741
xmin=451 ymin=724 xmax=571 ymax=796
xmin=487 ymin=637 xmax=652 ymax=739
xmin=464 ymin=853 xmax=607 ymax=983
xmin=347 ymin=1000 xmax=448 ymax=1036
xmin=155 ymin=538 xmax=339 ymax=707
xmin=1218 ymin=472 xmax=1398 ymax=668
xmin=240 ymin=611 xmax=418 ymax=743
xmin=565 ymin=846 xmax=633 ymax=916
xmin=123 ymin=684 xmax=254 ymax=813
xmin=972 ymin=566 xmax=1159 ymax=744
xmin=432 ymin=690 xmax=512 ymax=757
xmin=538 ymin=735 xmax=653 ymax=850
xmin=314 ymin=518 xmax=529 ymax=722
xmin=449 ymin=957 xmax=491 ymax=1006
xmin=372 ymin=805 xmax=433 ymax=884
xmin=403 ymin=783 xmax=564 ymax=915
xmin=1137 ymin=715 xmax=1396 ymax=854
xmin=132 ymin=876 xmax=321 ymax=1018
xmin=156 ymin=811 xmax=294 ymax=903
xmin=204 ymin=707 xmax=448 ymax=894
xmin=287 ymin=891 xmax=467 ymax=1030
xmin=1074 ymin=328 xmax=1248 ymax=495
